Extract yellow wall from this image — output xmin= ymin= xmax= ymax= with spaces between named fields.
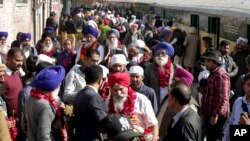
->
xmin=176 ymin=23 xmax=236 ymax=55
xmin=198 ymin=32 xmax=236 ymax=54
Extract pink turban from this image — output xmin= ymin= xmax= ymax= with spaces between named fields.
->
xmin=108 ymin=72 xmax=130 ymax=88
xmin=174 ymin=68 xmax=194 ymax=87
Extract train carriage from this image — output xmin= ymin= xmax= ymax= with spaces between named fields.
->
xmin=96 ymin=0 xmax=250 ymax=54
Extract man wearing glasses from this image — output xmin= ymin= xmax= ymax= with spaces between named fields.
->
xmin=144 ymin=42 xmax=175 ymax=107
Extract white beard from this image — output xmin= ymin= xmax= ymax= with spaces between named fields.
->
xmin=0 ymin=44 xmax=9 ymax=54
xmin=42 ymin=43 xmax=53 ymax=53
xmin=113 ymin=94 xmax=127 ymax=112
xmin=131 ymin=31 xmax=137 ymax=35
xmin=155 ymin=56 xmax=168 ymax=67
xmin=107 ymin=38 xmax=118 ymax=49
xmin=51 ymin=86 xmax=61 ymax=104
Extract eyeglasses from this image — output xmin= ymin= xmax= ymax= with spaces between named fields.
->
xmin=108 ymin=36 xmax=115 ymax=39
xmin=155 ymin=51 xmax=167 ymax=56
xmin=85 ymin=35 xmax=94 ymax=39
xmin=0 ymin=38 xmax=6 ymax=41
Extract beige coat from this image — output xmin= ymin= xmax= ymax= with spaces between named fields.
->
xmin=183 ymin=34 xmax=200 ymax=68
xmin=0 ymin=107 xmax=11 ymax=141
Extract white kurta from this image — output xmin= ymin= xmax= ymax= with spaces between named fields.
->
xmin=133 ymin=93 xmax=158 ymax=128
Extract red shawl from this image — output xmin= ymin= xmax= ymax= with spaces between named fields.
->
xmin=79 ymin=40 xmax=98 ymax=61
xmin=157 ymin=57 xmax=172 ymax=87
xmin=39 ymin=45 xmax=56 ymax=57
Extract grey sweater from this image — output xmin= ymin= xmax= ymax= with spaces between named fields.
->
xmin=24 ymin=96 xmax=58 ymax=141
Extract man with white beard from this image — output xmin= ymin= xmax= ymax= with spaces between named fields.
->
xmin=108 ymin=72 xmax=159 ymax=141
xmin=0 ymin=31 xmax=10 ymax=59
xmin=106 ymin=28 xmax=121 ymax=50
xmin=24 ymin=65 xmax=67 ymax=141
xmin=19 ymin=33 xmax=38 ymax=59
xmin=75 ymin=25 xmax=104 ymax=64
xmin=37 ymin=32 xmax=57 ymax=58
xmin=144 ymin=42 xmax=175 ymax=107
xmin=101 ymin=28 xmax=128 ymax=65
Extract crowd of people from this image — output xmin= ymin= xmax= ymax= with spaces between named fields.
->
xmin=0 ymin=5 xmax=250 ymax=141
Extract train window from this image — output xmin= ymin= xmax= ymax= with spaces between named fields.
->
xmin=16 ymin=0 xmax=27 ymax=3
xmin=191 ymin=14 xmax=199 ymax=28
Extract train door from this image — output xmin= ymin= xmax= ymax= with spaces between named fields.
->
xmin=190 ymin=14 xmax=200 ymax=58
xmin=247 ymin=24 xmax=250 ymax=44
xmin=208 ymin=17 xmax=220 ymax=48
xmin=191 ymin=14 xmax=199 ymax=33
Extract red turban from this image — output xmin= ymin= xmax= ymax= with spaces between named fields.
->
xmin=108 ymin=72 xmax=130 ymax=88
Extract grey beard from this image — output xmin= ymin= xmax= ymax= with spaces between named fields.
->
xmin=85 ymin=41 xmax=94 ymax=48
xmin=0 ymin=45 xmax=8 ymax=54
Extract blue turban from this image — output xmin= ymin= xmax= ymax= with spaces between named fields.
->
xmin=154 ymin=42 xmax=175 ymax=57
xmin=19 ymin=33 xmax=31 ymax=42
xmin=83 ymin=25 xmax=99 ymax=38
xmin=44 ymin=26 xmax=55 ymax=33
xmin=34 ymin=65 xmax=65 ymax=91
xmin=88 ymin=16 xmax=94 ymax=20
xmin=107 ymin=28 xmax=120 ymax=39
xmin=0 ymin=31 xmax=8 ymax=38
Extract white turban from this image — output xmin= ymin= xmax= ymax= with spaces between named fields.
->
xmin=99 ymin=65 xmax=109 ymax=78
xmin=237 ymin=37 xmax=248 ymax=45
xmin=36 ymin=54 xmax=55 ymax=66
xmin=134 ymin=39 xmax=146 ymax=48
xmin=189 ymin=27 xmax=196 ymax=34
xmin=129 ymin=65 xmax=144 ymax=76
xmin=111 ymin=54 xmax=128 ymax=65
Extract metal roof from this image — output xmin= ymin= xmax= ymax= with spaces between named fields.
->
xmin=152 ymin=0 xmax=250 ymax=18
xmin=104 ymin=0 xmax=250 ymax=18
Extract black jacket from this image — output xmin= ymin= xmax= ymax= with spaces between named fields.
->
xmin=163 ymin=107 xmax=202 ymax=141
xmin=73 ymin=86 xmax=107 ymax=141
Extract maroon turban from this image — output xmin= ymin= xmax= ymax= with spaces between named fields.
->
xmin=108 ymin=72 xmax=130 ymax=88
